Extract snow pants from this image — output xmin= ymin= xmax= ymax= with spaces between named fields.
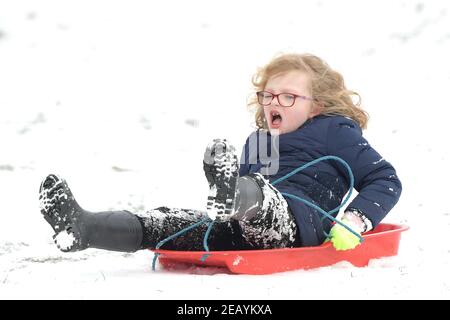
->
xmin=135 ymin=175 xmax=300 ymax=251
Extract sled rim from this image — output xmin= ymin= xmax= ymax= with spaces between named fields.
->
xmin=152 ymin=223 xmax=409 ymax=255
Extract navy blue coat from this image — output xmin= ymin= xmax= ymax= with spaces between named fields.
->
xmin=239 ymin=115 xmax=402 ymax=246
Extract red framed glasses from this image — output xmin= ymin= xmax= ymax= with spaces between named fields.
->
xmin=256 ymin=91 xmax=315 ymax=107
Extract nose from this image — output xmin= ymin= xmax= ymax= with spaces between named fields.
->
xmin=269 ymin=94 xmax=280 ymax=107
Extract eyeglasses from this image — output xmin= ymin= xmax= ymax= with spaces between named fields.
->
xmin=256 ymin=91 xmax=315 ymax=107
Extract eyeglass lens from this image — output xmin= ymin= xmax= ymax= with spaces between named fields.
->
xmin=257 ymin=92 xmax=295 ymax=107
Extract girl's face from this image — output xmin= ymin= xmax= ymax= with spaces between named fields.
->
xmin=263 ymin=70 xmax=321 ymax=135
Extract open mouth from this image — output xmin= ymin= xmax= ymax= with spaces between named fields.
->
xmin=270 ymin=110 xmax=282 ymax=128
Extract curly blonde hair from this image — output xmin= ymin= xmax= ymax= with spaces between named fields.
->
xmin=248 ymin=53 xmax=369 ymax=130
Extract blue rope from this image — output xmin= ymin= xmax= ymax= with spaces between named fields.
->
xmin=152 ymin=155 xmax=362 ymax=271
xmin=272 ymin=155 xmax=362 ymax=240
xmin=151 ymin=217 xmax=211 ymax=271
xmin=200 ymin=220 xmax=216 ymax=261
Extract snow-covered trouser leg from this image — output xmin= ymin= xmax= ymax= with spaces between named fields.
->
xmin=137 ymin=173 xmax=299 ymax=251
xmin=135 ymin=208 xmax=244 ymax=251
xmin=39 ymin=174 xmax=143 ymax=252
xmin=233 ymin=173 xmax=299 ymax=249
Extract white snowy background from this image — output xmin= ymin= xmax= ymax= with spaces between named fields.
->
xmin=0 ymin=0 xmax=449 ymax=299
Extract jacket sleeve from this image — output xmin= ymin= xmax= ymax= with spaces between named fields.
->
xmin=326 ymin=117 xmax=402 ymax=227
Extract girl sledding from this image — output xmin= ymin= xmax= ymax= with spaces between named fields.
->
xmin=39 ymin=53 xmax=402 ymax=272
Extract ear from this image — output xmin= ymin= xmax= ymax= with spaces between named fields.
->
xmin=308 ymin=101 xmax=324 ymax=118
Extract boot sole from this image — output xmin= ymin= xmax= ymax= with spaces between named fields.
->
xmin=39 ymin=174 xmax=81 ymax=252
xmin=203 ymin=139 xmax=239 ymax=219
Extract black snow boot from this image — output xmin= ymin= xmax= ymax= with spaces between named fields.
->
xmin=203 ymin=139 xmax=239 ymax=220
xmin=203 ymin=139 xmax=285 ymax=221
xmin=39 ymin=174 xmax=143 ymax=252
xmin=203 ymin=142 xmax=299 ymax=247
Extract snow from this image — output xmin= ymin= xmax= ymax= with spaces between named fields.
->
xmin=1 ymin=0 xmax=450 ymax=299
xmin=232 ymin=256 xmax=243 ymax=267
xmin=372 ymin=158 xmax=385 ymax=165
xmin=53 ymin=230 xmax=76 ymax=251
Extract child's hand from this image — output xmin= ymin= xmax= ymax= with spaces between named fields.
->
xmin=329 ymin=211 xmax=366 ymax=251
xmin=329 ymin=220 xmax=361 ymax=250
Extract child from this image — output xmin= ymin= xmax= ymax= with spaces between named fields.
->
xmin=39 ymin=53 xmax=402 ymax=253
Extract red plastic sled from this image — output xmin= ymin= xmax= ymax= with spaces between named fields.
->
xmin=152 ymin=223 xmax=409 ymax=275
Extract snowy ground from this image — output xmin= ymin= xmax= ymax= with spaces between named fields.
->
xmin=1 ymin=0 xmax=449 ymax=299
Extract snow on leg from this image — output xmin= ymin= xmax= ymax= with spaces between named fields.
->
xmin=236 ymin=173 xmax=299 ymax=249
xmin=135 ymin=207 xmax=244 ymax=251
